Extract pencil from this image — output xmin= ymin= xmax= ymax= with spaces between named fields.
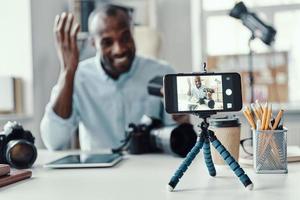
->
xmin=261 ymin=103 xmax=268 ymax=130
xmin=259 ymin=106 xmax=282 ymax=165
xmin=255 ymin=100 xmax=264 ymax=117
xmin=251 ymin=103 xmax=261 ymax=121
xmin=272 ymin=109 xmax=284 ymax=130
xmin=256 ymin=119 xmax=261 ymax=130
xmin=260 ymin=103 xmax=269 ymax=157
xmin=264 ymin=104 xmax=272 ymax=130
xmin=246 ymin=106 xmax=252 ymax=115
xmin=243 ymin=110 xmax=256 ymax=129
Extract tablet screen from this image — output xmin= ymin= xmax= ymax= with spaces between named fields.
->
xmin=45 ymin=153 xmax=122 ymax=168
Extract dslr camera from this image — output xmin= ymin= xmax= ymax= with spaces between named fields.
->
xmin=0 ymin=121 xmax=37 ymax=169
xmin=127 ymin=115 xmax=197 ymax=157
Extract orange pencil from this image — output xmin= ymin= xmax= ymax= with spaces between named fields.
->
xmin=264 ymin=104 xmax=272 ymax=130
xmin=272 ymin=109 xmax=284 ymax=130
xmin=261 ymin=103 xmax=268 ymax=130
xmin=243 ymin=110 xmax=256 ymax=129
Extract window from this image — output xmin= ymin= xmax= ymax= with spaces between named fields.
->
xmin=192 ymin=0 xmax=300 ymax=102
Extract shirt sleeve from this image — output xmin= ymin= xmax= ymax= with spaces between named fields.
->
xmin=40 ymin=85 xmax=80 ymax=150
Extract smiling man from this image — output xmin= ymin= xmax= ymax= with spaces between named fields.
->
xmin=40 ymin=5 xmax=186 ymax=151
xmin=187 ymin=76 xmax=214 ymax=104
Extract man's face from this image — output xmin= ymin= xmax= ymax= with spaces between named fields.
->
xmin=93 ymin=13 xmax=136 ymax=78
xmin=194 ymin=77 xmax=201 ymax=89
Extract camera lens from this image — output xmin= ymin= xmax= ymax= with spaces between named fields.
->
xmin=170 ymin=124 xmax=197 ymax=157
xmin=151 ymin=123 xmax=197 ymax=157
xmin=5 ymin=140 xmax=37 ymax=169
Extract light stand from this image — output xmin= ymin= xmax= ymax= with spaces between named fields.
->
xmin=248 ymin=34 xmax=255 ymax=103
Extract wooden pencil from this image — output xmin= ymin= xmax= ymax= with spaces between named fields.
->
xmin=246 ymin=106 xmax=252 ymax=115
xmin=251 ymin=103 xmax=261 ymax=121
xmin=261 ymin=103 xmax=268 ymax=130
xmin=255 ymin=100 xmax=264 ymax=117
xmin=264 ymin=104 xmax=272 ymax=130
xmin=243 ymin=110 xmax=256 ymax=129
xmin=260 ymin=106 xmax=282 ymax=165
xmin=272 ymin=109 xmax=284 ymax=130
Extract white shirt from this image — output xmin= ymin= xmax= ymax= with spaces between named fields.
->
xmin=40 ymin=55 xmax=175 ymax=151
xmin=191 ymin=86 xmax=207 ymax=100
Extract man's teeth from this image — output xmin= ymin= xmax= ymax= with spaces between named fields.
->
xmin=114 ymin=57 xmax=127 ymax=64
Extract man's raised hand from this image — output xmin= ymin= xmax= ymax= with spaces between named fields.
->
xmin=54 ymin=13 xmax=80 ymax=73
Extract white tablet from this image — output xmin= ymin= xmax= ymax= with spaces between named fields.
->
xmin=44 ymin=153 xmax=123 ymax=169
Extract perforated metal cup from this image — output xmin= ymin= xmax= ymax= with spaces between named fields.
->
xmin=253 ymin=128 xmax=288 ymax=173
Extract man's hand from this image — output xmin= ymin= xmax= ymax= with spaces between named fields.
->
xmin=54 ymin=13 xmax=80 ymax=73
xmin=172 ymin=114 xmax=190 ymax=124
xmin=52 ymin=13 xmax=80 ymax=118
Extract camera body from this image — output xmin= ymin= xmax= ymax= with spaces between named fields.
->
xmin=127 ymin=116 xmax=197 ymax=157
xmin=0 ymin=121 xmax=37 ymax=169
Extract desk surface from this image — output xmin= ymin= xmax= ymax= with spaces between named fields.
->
xmin=1 ymin=150 xmax=299 ymax=200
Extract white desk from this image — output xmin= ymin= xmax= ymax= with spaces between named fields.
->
xmin=1 ymin=150 xmax=299 ymax=200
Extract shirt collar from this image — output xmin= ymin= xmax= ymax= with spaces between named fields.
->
xmin=95 ymin=53 xmax=138 ymax=84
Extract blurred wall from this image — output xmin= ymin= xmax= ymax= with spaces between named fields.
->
xmin=26 ymin=0 xmax=68 ymax=147
xmin=156 ymin=0 xmax=192 ymax=72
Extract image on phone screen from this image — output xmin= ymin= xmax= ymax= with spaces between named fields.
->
xmin=177 ymin=75 xmax=223 ymax=111
xmin=164 ymin=73 xmax=242 ymax=113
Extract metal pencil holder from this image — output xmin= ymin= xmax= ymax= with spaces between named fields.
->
xmin=253 ymin=128 xmax=288 ymax=174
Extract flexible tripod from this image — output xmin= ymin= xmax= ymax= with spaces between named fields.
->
xmin=168 ymin=113 xmax=254 ymax=191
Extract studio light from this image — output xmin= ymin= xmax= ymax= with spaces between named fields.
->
xmin=229 ymin=1 xmax=276 ymax=46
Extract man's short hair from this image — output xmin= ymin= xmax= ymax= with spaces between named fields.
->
xmin=88 ymin=4 xmax=134 ymax=35
xmin=194 ymin=76 xmax=201 ymax=81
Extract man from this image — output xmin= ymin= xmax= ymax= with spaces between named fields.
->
xmin=40 ymin=5 xmax=187 ymax=151
xmin=187 ymin=76 xmax=214 ymax=104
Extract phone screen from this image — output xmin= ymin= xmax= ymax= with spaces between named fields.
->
xmin=164 ymin=73 xmax=242 ymax=113
xmin=177 ymin=75 xmax=223 ymax=111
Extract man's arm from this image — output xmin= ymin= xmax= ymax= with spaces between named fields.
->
xmin=40 ymin=86 xmax=80 ymax=150
xmin=40 ymin=13 xmax=81 ymax=150
xmin=53 ymin=12 xmax=80 ymax=118
xmin=172 ymin=114 xmax=190 ymax=124
xmin=187 ymin=78 xmax=192 ymax=96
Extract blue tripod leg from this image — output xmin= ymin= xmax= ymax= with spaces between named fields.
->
xmin=203 ymin=138 xmax=216 ymax=176
xmin=167 ymin=134 xmax=205 ymax=191
xmin=209 ymin=131 xmax=254 ymax=190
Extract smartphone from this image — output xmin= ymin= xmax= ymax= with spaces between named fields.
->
xmin=164 ymin=72 xmax=243 ymax=113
